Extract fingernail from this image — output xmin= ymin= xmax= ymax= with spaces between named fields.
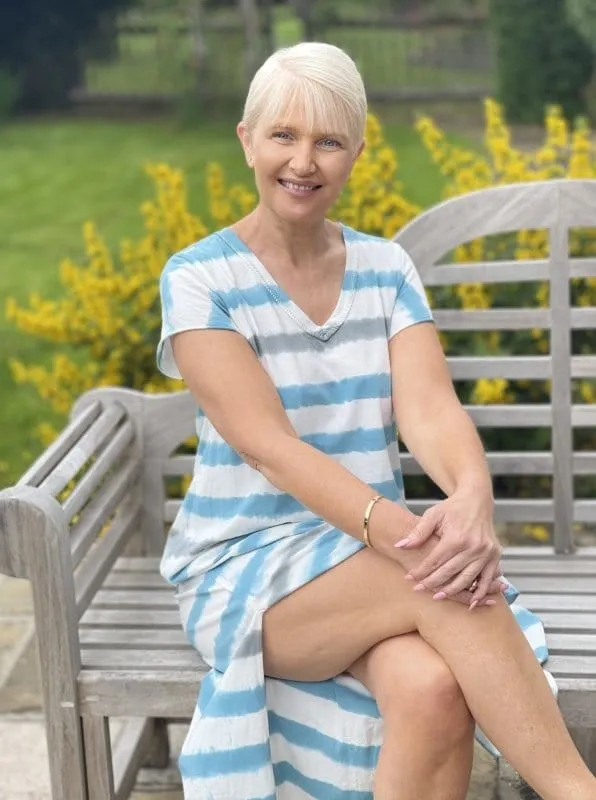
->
xmin=394 ymin=538 xmax=410 ymax=548
xmin=433 ymin=592 xmax=447 ymax=601
xmin=404 ymin=574 xmax=414 ymax=581
xmin=413 ymin=583 xmax=426 ymax=592
xmin=468 ymin=601 xmax=478 ymax=612
xmin=484 ymin=599 xmax=497 ymax=606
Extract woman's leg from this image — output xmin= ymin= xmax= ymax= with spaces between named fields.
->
xmin=262 ymin=547 xmax=596 ymax=800
xmin=349 ymin=634 xmax=475 ymax=800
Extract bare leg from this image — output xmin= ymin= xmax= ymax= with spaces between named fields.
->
xmin=262 ymin=548 xmax=596 ymax=800
xmin=350 ymin=634 xmax=475 ymax=800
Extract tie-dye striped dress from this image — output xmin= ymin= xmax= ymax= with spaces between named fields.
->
xmin=157 ymin=225 xmax=552 ymax=799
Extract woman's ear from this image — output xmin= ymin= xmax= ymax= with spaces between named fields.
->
xmin=237 ymin=122 xmax=253 ymax=168
xmin=353 ymin=139 xmax=366 ymax=163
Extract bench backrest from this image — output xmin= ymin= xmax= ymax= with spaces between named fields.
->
xmin=9 ymin=178 xmax=594 ymax=590
xmin=394 ymin=179 xmax=596 ymax=553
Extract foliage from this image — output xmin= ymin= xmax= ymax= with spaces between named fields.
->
xmin=489 ymin=0 xmax=593 ymax=123
xmin=567 ymin=0 xmax=596 ymax=52
xmin=0 ymin=0 xmax=135 ymax=111
xmin=6 ymin=103 xmax=596 ymax=536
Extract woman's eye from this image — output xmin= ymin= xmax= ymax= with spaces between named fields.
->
xmin=320 ymin=138 xmax=341 ymax=149
xmin=273 ymin=131 xmax=291 ymax=141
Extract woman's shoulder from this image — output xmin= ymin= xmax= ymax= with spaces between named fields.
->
xmin=164 ymin=229 xmax=240 ymax=273
xmin=342 ymin=224 xmax=413 ymax=271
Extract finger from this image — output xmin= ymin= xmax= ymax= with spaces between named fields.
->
xmin=472 ymin=556 xmax=502 ymax=604
xmin=411 ymin=552 xmax=472 ymax=592
xmin=395 ymin=508 xmax=439 ymax=550
xmin=431 ymin=559 xmax=486 ymax=599
xmin=406 ymin=538 xmax=463 ymax=583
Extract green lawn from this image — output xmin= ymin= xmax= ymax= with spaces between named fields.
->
xmin=0 ymin=111 xmax=470 ymax=487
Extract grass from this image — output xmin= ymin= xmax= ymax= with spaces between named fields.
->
xmin=0 ymin=109 xmax=477 ymax=488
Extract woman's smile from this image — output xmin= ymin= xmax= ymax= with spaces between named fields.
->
xmin=277 ymin=178 xmax=323 ymax=197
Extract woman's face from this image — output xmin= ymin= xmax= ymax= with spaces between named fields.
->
xmin=238 ymin=108 xmax=364 ymax=225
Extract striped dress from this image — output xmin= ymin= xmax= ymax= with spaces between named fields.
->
xmin=157 ymin=225 xmax=554 ymax=799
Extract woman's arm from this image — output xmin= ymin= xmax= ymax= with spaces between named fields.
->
xmin=172 ymin=328 xmax=417 ymax=551
xmin=389 ymin=321 xmax=493 ymax=501
xmin=388 ymin=321 xmax=502 ymax=604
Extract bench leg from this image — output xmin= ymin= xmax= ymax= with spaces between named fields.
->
xmin=81 ymin=717 xmax=115 ymax=800
xmin=142 ymin=718 xmax=170 ymax=769
xmin=570 ymin=727 xmax=596 ymax=775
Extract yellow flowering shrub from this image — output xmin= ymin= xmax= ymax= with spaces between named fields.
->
xmin=6 ymin=105 xmax=596 ymax=540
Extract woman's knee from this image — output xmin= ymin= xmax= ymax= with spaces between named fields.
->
xmin=352 ymin=636 xmax=474 ymax=750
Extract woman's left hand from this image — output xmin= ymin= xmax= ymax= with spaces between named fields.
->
xmin=395 ymin=491 xmax=503 ymax=608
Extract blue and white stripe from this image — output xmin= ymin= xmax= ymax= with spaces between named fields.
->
xmin=158 ymin=226 xmax=554 ymax=798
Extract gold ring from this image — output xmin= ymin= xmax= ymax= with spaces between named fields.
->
xmin=468 ymin=577 xmax=480 ymax=592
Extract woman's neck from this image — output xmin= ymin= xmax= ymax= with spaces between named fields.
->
xmin=234 ymin=207 xmax=340 ymax=269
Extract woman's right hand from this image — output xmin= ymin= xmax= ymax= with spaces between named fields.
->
xmin=368 ymin=503 xmax=505 ymax=608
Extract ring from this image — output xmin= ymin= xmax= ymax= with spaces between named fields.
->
xmin=468 ymin=577 xmax=480 ymax=592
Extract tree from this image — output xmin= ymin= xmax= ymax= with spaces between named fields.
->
xmin=0 ymin=0 xmax=135 ymax=111
xmin=490 ymin=0 xmax=593 ymax=123
xmin=567 ymin=0 xmax=596 ymax=52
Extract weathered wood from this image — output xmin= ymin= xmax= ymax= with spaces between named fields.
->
xmin=78 ymin=671 xmax=204 ymax=718
xmin=550 ymin=222 xmax=575 ymax=553
xmin=82 ymin=715 xmax=115 ymax=800
xmin=0 ymin=487 xmax=87 ymax=800
xmin=80 ymin=629 xmax=187 ymax=648
xmin=423 ymin=259 xmax=549 ymax=286
xmin=75 ymin=498 xmax=141 ymax=619
xmin=39 ymin=404 xmax=126 ymax=500
xmin=17 ymin=401 xmax=102 ymax=489
xmin=112 ymin=719 xmax=155 ymax=800
xmin=70 ymin=458 xmax=140 ymax=567
xmin=63 ymin=420 xmax=135 ymax=521
xmin=80 ymin=609 xmax=180 ymax=628
xmin=81 ymin=649 xmax=198 ymax=670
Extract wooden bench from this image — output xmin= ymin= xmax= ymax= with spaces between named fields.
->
xmin=1 ymin=178 xmax=596 ymax=799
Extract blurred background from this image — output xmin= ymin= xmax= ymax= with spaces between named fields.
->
xmin=2 ymin=0 xmax=596 ymax=506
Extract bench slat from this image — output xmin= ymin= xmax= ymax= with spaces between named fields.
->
xmin=508 ymin=576 xmax=596 ymax=593
xmin=40 ymin=404 xmax=126 ymax=499
xmin=18 ymin=401 xmax=103 ymax=489
xmin=70 ymin=458 xmax=140 ymax=567
xmin=547 ymin=634 xmax=596 ymax=655
xmin=540 ymin=612 xmax=596 ymax=632
xmin=502 ymin=560 xmax=596 ymax=575
xmin=80 ymin=629 xmax=187 ymax=648
xmin=103 ymin=573 xmax=170 ymax=590
xmin=81 ymin=649 xmax=199 ymax=670
xmin=520 ymin=594 xmax=596 ymax=611
xmin=75 ymin=499 xmax=142 ymax=619
xmin=80 ymin=609 xmax=180 ymax=628
xmin=92 ymin=590 xmax=176 ymax=609
xmin=63 ymin=420 xmax=135 ymax=521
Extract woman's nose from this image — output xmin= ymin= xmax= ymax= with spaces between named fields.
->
xmin=289 ymin=144 xmax=316 ymax=175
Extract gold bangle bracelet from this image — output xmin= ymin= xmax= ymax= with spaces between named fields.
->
xmin=363 ymin=494 xmax=384 ymax=548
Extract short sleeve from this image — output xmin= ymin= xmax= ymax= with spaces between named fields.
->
xmin=157 ymin=252 xmax=237 ymax=379
xmin=389 ymin=246 xmax=434 ymax=339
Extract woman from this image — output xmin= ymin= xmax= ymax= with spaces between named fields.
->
xmin=157 ymin=42 xmax=596 ymax=800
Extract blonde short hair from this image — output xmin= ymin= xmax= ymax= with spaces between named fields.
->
xmin=241 ymin=42 xmax=367 ymax=149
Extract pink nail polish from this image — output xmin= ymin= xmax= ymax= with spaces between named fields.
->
xmin=413 ymin=583 xmax=425 ymax=592
xmin=394 ymin=539 xmax=410 ymax=548
xmin=469 ymin=601 xmax=478 ymax=612
xmin=485 ymin=599 xmax=497 ymax=606
xmin=404 ymin=574 xmax=414 ymax=581
xmin=433 ymin=592 xmax=447 ymax=601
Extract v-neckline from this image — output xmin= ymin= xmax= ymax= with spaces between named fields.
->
xmin=219 ymin=224 xmax=358 ymax=342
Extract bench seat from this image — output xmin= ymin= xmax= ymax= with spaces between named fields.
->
xmin=77 ymin=553 xmax=596 ymax=726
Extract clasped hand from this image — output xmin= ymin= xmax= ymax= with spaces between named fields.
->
xmin=396 ymin=491 xmax=504 ymax=610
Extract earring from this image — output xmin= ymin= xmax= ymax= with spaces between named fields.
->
xmin=247 ymin=153 xmax=253 ymax=167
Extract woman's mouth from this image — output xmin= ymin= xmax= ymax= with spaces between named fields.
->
xmin=278 ymin=179 xmax=322 ymax=196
